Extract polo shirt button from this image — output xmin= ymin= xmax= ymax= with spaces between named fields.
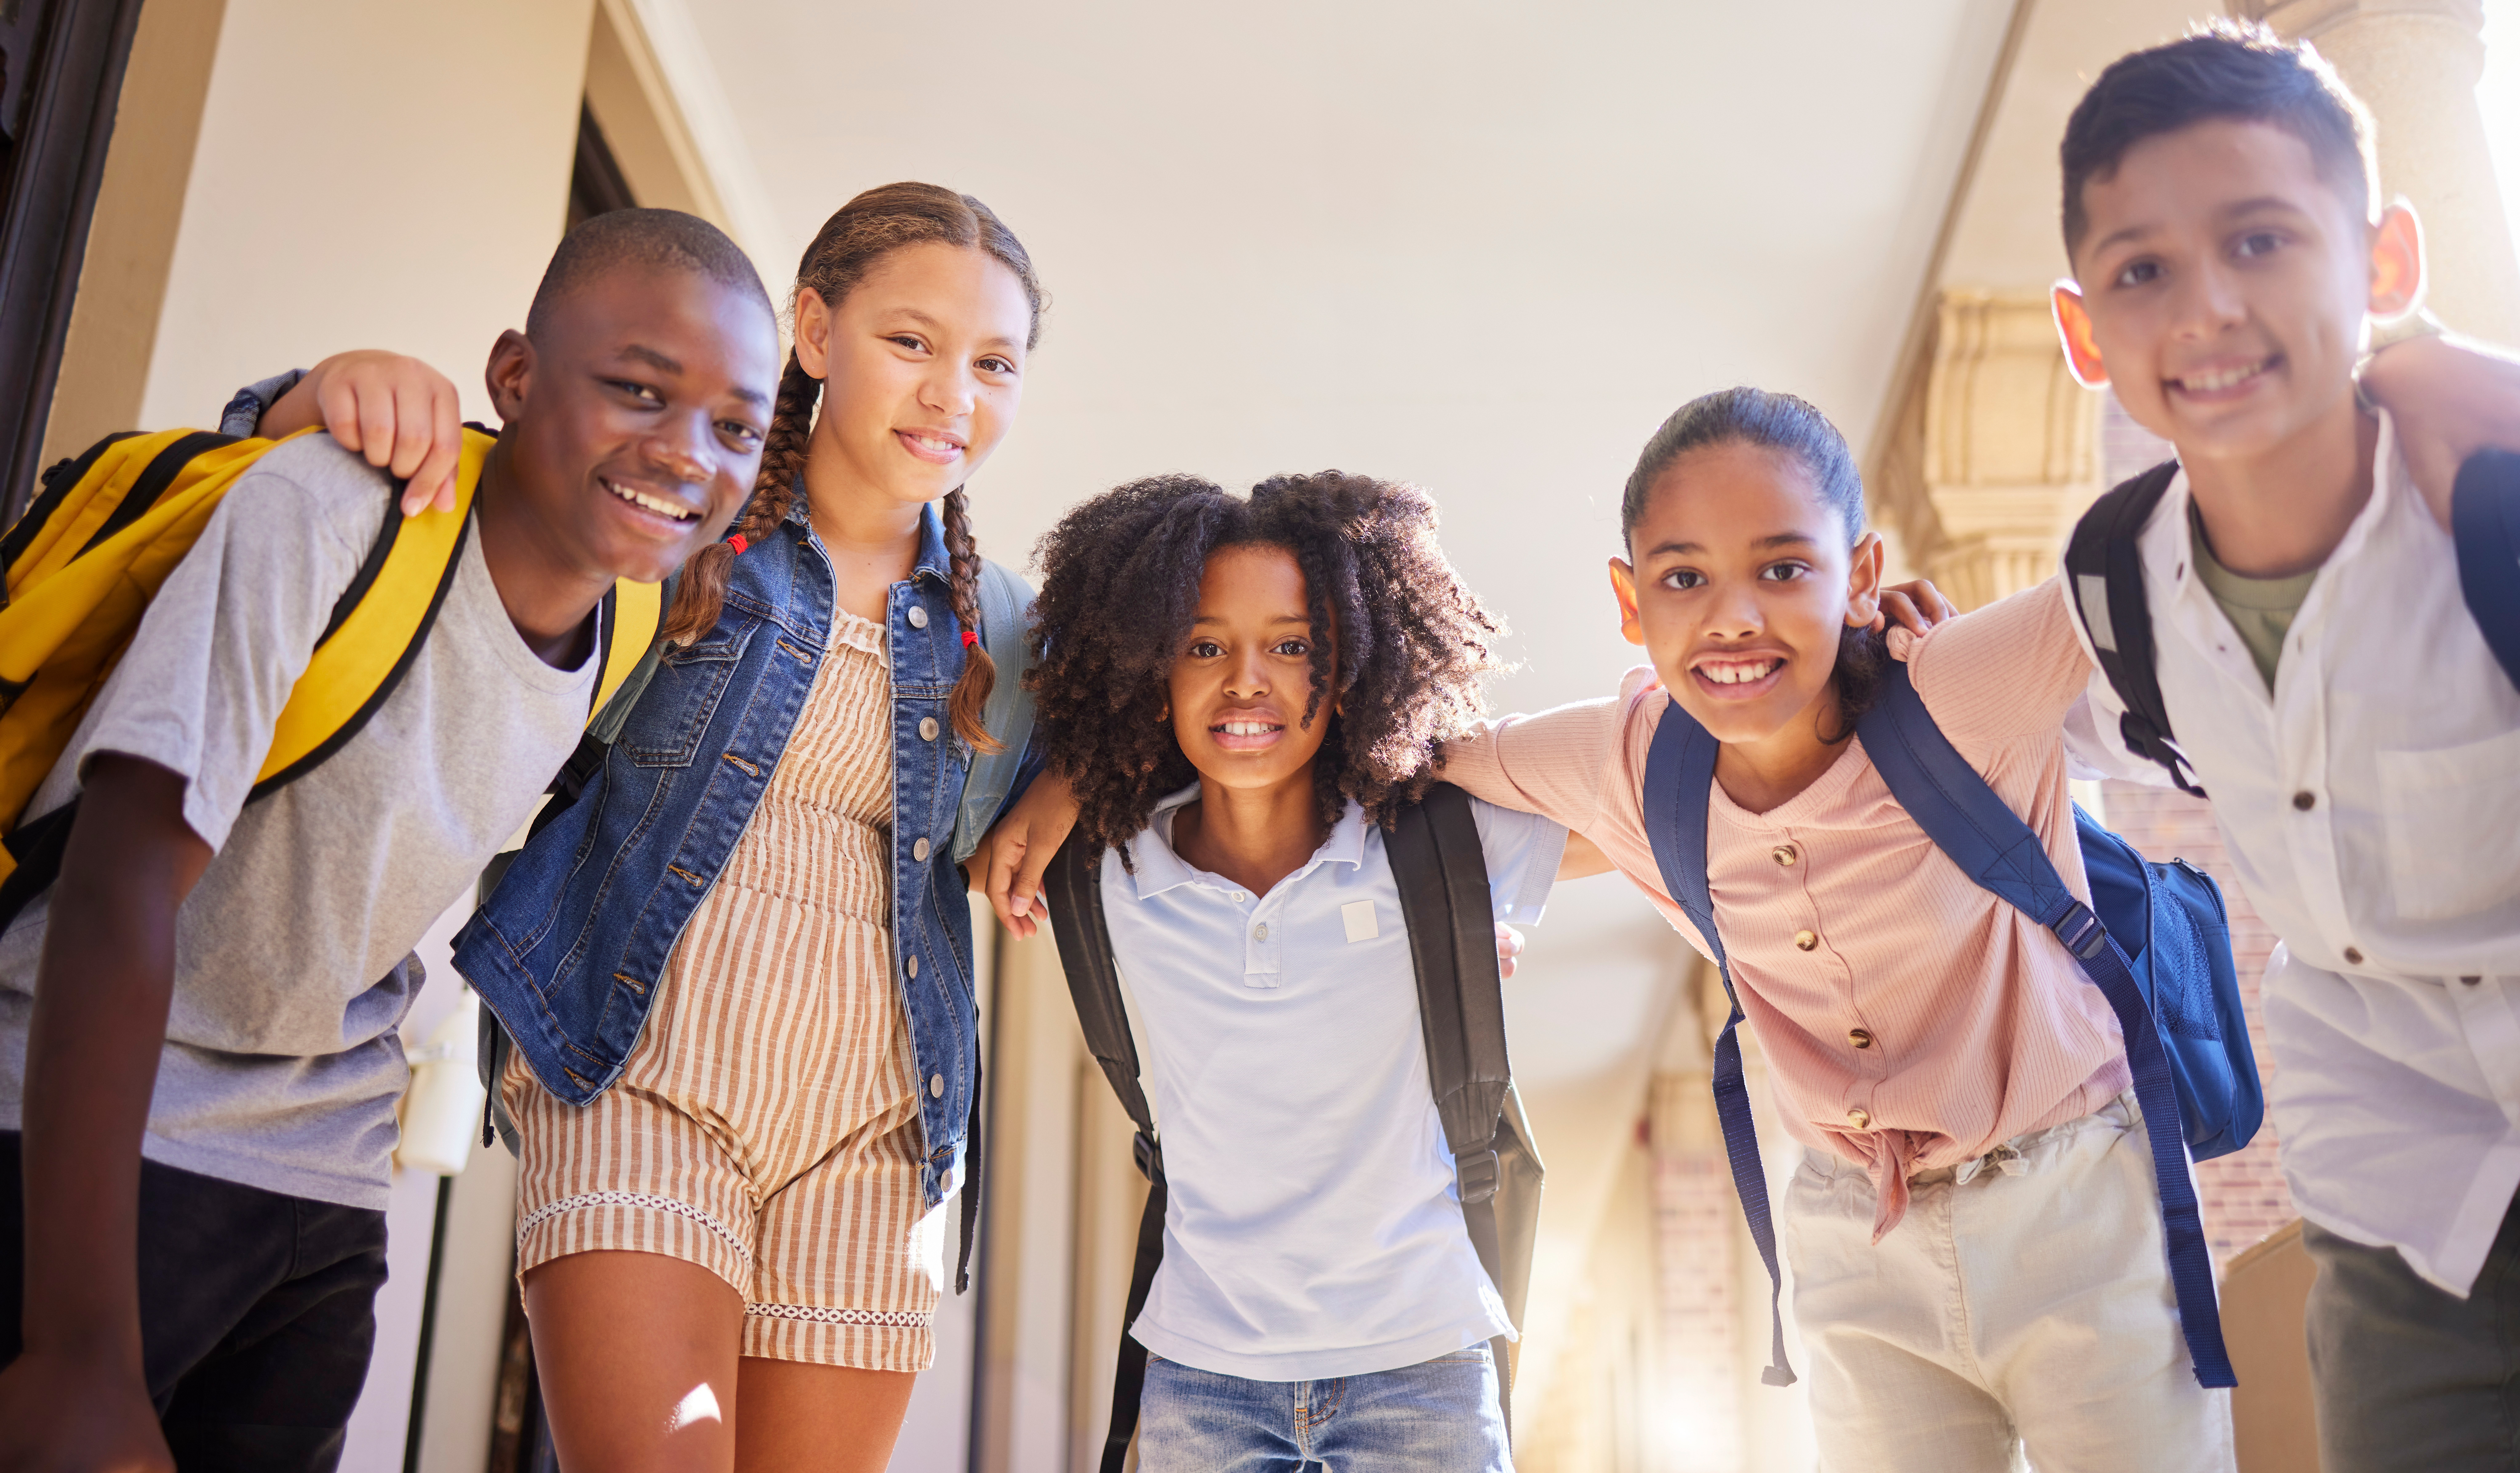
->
xmin=905 ymin=954 xmax=919 ymax=978
xmin=930 ymin=1074 xmax=945 ymax=1098
xmin=1772 ymin=844 xmax=1797 ymax=867
xmin=1794 ymin=930 xmax=1818 ymax=952
xmin=1846 ymin=1107 xmax=1870 ymax=1130
xmin=2292 ymin=790 xmax=2316 ymax=811
xmin=908 ymin=606 xmax=929 ymax=629
xmin=920 ymin=717 xmax=939 ymax=741
xmin=2343 ymin=947 xmax=2364 ymax=966
xmin=1848 ymin=1028 xmax=1873 ymax=1050
xmin=913 ymin=837 xmax=931 ymax=862
xmin=1254 ymin=923 xmax=1269 ymax=941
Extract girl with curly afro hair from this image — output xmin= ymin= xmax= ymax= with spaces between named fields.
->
xmin=979 ymin=469 xmax=1593 ymax=1470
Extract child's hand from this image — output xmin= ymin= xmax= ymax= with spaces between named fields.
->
xmin=970 ymin=772 xmax=1081 ymax=939
xmin=0 ymin=1348 xmax=177 ymax=1472
xmin=2360 ymin=334 xmax=2520 ymax=530
xmin=262 ymin=350 xmax=466 ymax=517
xmin=1873 ymin=578 xmax=1958 ymax=662
xmin=1497 ymin=923 xmax=1526 ymax=979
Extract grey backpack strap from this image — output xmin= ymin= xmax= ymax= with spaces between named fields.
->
xmin=951 ymin=558 xmax=1038 ymax=864
xmin=1043 ymin=835 xmax=1164 ymax=1473
xmin=1387 ymin=783 xmax=1529 ymax=1425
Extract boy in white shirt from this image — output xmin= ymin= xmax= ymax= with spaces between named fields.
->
xmin=2049 ymin=26 xmax=2520 ymax=1470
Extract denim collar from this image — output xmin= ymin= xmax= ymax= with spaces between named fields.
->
xmin=778 ymin=482 xmax=953 ymax=590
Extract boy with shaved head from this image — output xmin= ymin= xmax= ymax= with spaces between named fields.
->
xmin=0 ymin=209 xmax=779 ymax=1471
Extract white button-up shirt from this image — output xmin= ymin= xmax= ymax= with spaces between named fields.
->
xmin=1104 ymin=784 xmax=1564 ymax=1379
xmin=2063 ymin=414 xmax=2520 ymax=1295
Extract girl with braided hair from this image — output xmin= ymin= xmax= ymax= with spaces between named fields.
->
xmin=446 ymin=183 xmax=1048 ymax=1471
xmin=1007 ymin=470 xmax=1603 ymax=1469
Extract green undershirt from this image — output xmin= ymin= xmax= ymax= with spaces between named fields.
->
xmin=2189 ymin=499 xmax=2317 ymax=691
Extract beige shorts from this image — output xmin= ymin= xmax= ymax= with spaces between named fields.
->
xmin=503 ymin=878 xmax=944 ymax=1371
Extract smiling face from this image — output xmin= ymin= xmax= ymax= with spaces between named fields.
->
xmin=2055 ymin=117 xmax=2419 ymax=467
xmin=793 ymin=240 xmax=1032 ymax=512
xmin=1611 ymin=441 xmax=1881 ymax=748
xmin=1166 ymin=542 xmax=1336 ymax=799
xmin=487 ymin=263 xmax=780 ymax=584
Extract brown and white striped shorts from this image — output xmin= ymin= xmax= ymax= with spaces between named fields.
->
xmin=503 ymin=612 xmax=942 ymax=1371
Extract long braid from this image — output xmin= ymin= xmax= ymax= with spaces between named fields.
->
xmin=941 ymin=485 xmax=1001 ymax=752
xmin=661 ymin=352 xmax=822 ymax=645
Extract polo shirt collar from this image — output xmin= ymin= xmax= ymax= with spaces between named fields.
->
xmin=1125 ymin=783 xmax=1371 ymax=901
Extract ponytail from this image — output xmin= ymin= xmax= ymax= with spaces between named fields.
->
xmin=940 ymin=485 xmax=1001 ymax=752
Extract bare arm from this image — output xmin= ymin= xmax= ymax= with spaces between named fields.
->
xmin=0 ymin=756 xmax=209 ymax=1473
xmin=1557 ymin=828 xmax=1612 ymax=879
xmin=259 ymin=351 xmax=466 ymax=516
xmin=2359 ymin=333 xmax=2520 ymax=529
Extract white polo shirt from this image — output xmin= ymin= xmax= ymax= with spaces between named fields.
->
xmin=2063 ymin=413 xmax=2520 ymax=1295
xmin=1104 ymin=784 xmax=1564 ymax=1380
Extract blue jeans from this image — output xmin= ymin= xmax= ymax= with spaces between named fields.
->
xmin=1137 ymin=1343 xmax=1512 ymax=1471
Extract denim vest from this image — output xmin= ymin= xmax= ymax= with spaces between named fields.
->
xmin=451 ymin=501 xmax=1033 ymax=1212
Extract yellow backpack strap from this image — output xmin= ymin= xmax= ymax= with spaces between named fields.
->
xmin=251 ymin=428 xmax=496 ymax=799
xmin=592 ymin=576 xmax=662 ymax=719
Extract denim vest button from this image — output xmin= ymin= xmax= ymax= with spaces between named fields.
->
xmin=907 ymin=606 xmax=929 ymax=629
xmin=906 ymin=953 xmax=920 ymax=978
xmin=919 ymin=717 xmax=939 ymax=741
xmin=913 ymin=837 xmax=931 ymax=862
xmin=930 ymin=1073 xmax=945 ymax=1098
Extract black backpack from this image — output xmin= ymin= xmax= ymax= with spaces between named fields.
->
xmin=2063 ymin=450 xmax=2520 ymax=795
xmin=1043 ymin=782 xmax=1544 ymax=1471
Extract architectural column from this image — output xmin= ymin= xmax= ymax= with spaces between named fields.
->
xmin=1872 ymin=290 xmax=2103 ymax=614
xmin=2234 ymin=0 xmax=2520 ymax=343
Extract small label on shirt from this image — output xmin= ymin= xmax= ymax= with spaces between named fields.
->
xmin=1342 ymin=900 xmax=1378 ymax=943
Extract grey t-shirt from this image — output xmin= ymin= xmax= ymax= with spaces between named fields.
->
xmin=0 ymin=434 xmax=597 ymax=1209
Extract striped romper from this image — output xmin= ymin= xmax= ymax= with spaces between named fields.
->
xmin=504 ymin=608 xmax=942 ymax=1370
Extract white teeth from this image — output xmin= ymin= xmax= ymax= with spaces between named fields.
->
xmin=1220 ymin=721 xmax=1278 ymax=736
xmin=909 ymin=434 xmax=959 ymax=453
xmin=2180 ymin=360 xmax=2270 ymax=392
xmin=606 ymin=479 xmax=697 ymax=521
xmin=1699 ymin=659 xmax=1780 ymax=686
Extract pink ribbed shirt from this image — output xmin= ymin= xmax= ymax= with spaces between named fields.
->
xmin=1443 ymin=580 xmax=2129 ymax=1235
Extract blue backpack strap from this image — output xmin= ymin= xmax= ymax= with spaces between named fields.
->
xmin=1641 ymin=698 xmax=1797 ymax=1388
xmin=1856 ymin=662 xmax=2235 ymax=1389
xmin=2452 ymin=449 xmax=2520 ymax=691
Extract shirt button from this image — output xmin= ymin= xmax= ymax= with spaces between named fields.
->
xmin=1848 ymin=1028 xmax=1873 ymax=1050
xmin=2463 ymin=975 xmax=2484 ymax=986
xmin=2343 ymin=947 xmax=2364 ymax=966
xmin=1772 ymin=845 xmax=1798 ymax=867
xmin=2292 ymin=790 xmax=2316 ymax=811
xmin=1846 ymin=1107 xmax=1871 ymax=1130
xmin=907 ymin=606 xmax=929 ymax=629
xmin=1794 ymin=930 xmax=1819 ymax=952
xmin=1254 ymin=923 xmax=1269 ymax=941
xmin=919 ymin=717 xmax=939 ymax=741
xmin=913 ymin=837 xmax=931 ymax=862
xmin=930 ymin=1074 xmax=945 ymax=1098
xmin=905 ymin=954 xmax=919 ymax=979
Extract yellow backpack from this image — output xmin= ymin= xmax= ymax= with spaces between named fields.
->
xmin=0 ymin=424 xmax=660 ymax=913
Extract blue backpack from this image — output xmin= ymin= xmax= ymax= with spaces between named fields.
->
xmin=1641 ymin=661 xmax=2257 ymax=1392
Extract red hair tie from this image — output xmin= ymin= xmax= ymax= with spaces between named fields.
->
xmin=961 ymin=630 xmax=979 ymax=649
xmin=725 ymin=533 xmax=749 ymax=556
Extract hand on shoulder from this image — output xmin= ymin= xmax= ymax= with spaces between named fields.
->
xmin=260 ymin=350 xmax=465 ymax=517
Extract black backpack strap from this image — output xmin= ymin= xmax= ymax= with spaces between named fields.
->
xmin=2452 ymin=449 xmax=2520 ymax=691
xmin=2063 ymin=460 xmax=2204 ymax=796
xmin=1386 ymin=783 xmax=1519 ymax=1415
xmin=1043 ymin=833 xmax=1165 ymax=1473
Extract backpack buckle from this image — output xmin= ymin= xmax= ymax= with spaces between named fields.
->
xmin=1132 ymin=1129 xmax=1163 ymax=1182
xmin=1455 ymin=1146 xmax=1500 ymax=1204
xmin=2052 ymin=902 xmax=2108 ymax=960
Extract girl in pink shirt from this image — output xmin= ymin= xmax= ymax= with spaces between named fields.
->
xmin=1435 ymin=388 xmax=2232 ymax=1473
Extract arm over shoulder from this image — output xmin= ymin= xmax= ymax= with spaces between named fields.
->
xmin=1906 ymin=575 xmax=2098 ymax=758
xmin=1438 ymin=684 xmax=1635 ymax=835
